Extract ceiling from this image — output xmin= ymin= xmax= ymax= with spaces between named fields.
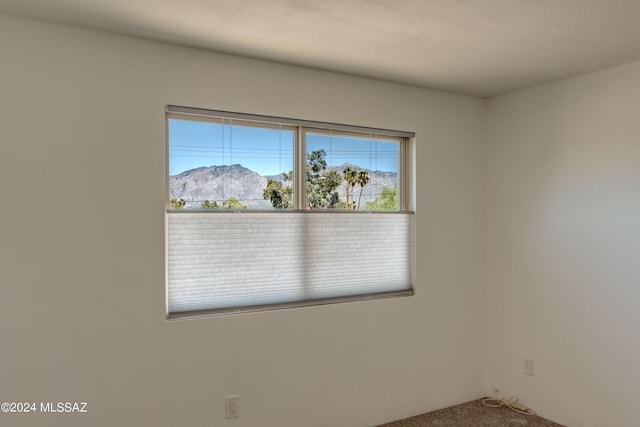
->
xmin=2 ymin=0 xmax=640 ymax=97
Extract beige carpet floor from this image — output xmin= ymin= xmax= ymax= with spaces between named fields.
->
xmin=377 ymin=399 xmax=565 ymax=427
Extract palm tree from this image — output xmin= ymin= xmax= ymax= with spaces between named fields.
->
xmin=355 ymin=170 xmax=370 ymax=209
xmin=343 ymin=168 xmax=358 ymax=209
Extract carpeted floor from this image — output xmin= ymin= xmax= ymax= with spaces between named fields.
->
xmin=377 ymin=399 xmax=565 ymax=427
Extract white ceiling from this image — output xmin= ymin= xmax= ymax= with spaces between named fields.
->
xmin=2 ymin=0 xmax=640 ymax=97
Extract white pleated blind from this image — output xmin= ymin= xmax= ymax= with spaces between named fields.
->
xmin=167 ymin=211 xmax=414 ymax=317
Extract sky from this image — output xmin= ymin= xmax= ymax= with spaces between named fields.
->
xmin=168 ymin=119 xmax=398 ymax=176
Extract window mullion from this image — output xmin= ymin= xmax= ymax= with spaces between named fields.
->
xmin=294 ymin=127 xmax=307 ymax=209
xmin=398 ymin=137 xmax=406 ymax=211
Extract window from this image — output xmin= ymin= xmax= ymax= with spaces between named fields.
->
xmin=166 ymin=106 xmax=414 ymax=318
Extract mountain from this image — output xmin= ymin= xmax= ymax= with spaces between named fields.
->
xmin=170 ymin=164 xmax=272 ymax=209
xmin=169 ymin=163 xmax=397 ymax=209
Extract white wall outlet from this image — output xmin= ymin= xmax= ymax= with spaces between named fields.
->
xmin=524 ymin=357 xmax=535 ymax=376
xmin=225 ymin=395 xmax=239 ymax=419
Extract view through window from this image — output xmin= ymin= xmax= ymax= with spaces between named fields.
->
xmin=168 ymin=118 xmax=295 ymax=209
xmin=168 ymin=119 xmax=402 ymax=211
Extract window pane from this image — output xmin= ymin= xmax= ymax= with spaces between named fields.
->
xmin=305 ymin=132 xmax=399 ymax=210
xmin=169 ymin=119 xmax=294 ymax=209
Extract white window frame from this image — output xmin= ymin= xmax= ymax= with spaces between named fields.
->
xmin=165 ymin=105 xmax=415 ymax=319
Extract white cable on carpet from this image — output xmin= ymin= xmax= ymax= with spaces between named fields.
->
xmin=482 ymin=393 xmax=536 ymax=416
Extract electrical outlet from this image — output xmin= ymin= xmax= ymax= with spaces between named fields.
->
xmin=225 ymin=395 xmax=239 ymax=419
xmin=524 ymin=357 xmax=535 ymax=376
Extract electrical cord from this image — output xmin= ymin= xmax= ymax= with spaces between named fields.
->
xmin=482 ymin=393 xmax=536 ymax=416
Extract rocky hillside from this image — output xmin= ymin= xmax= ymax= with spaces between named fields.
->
xmin=170 ymin=164 xmax=271 ymax=209
xmin=169 ymin=163 xmax=397 ymax=209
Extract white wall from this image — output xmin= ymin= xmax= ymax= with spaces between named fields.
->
xmin=486 ymin=61 xmax=640 ymax=427
xmin=0 ymin=14 xmax=486 ymax=427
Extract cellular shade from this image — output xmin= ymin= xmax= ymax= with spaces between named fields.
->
xmin=167 ymin=211 xmax=414 ymax=317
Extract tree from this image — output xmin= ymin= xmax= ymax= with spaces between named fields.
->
xmin=263 ymin=150 xmax=343 ymax=209
xmin=222 ymin=197 xmax=247 ymax=209
xmin=343 ymin=167 xmax=357 ymax=209
xmin=355 ymin=170 xmax=370 ymax=210
xmin=343 ymin=168 xmax=370 ymax=210
xmin=364 ymin=185 xmax=398 ymax=211
xmin=306 ymin=150 xmax=341 ymax=209
xmin=200 ymin=200 xmax=219 ymax=209
xmin=263 ymin=172 xmax=293 ymax=208
xmin=170 ymin=198 xmax=186 ymax=209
